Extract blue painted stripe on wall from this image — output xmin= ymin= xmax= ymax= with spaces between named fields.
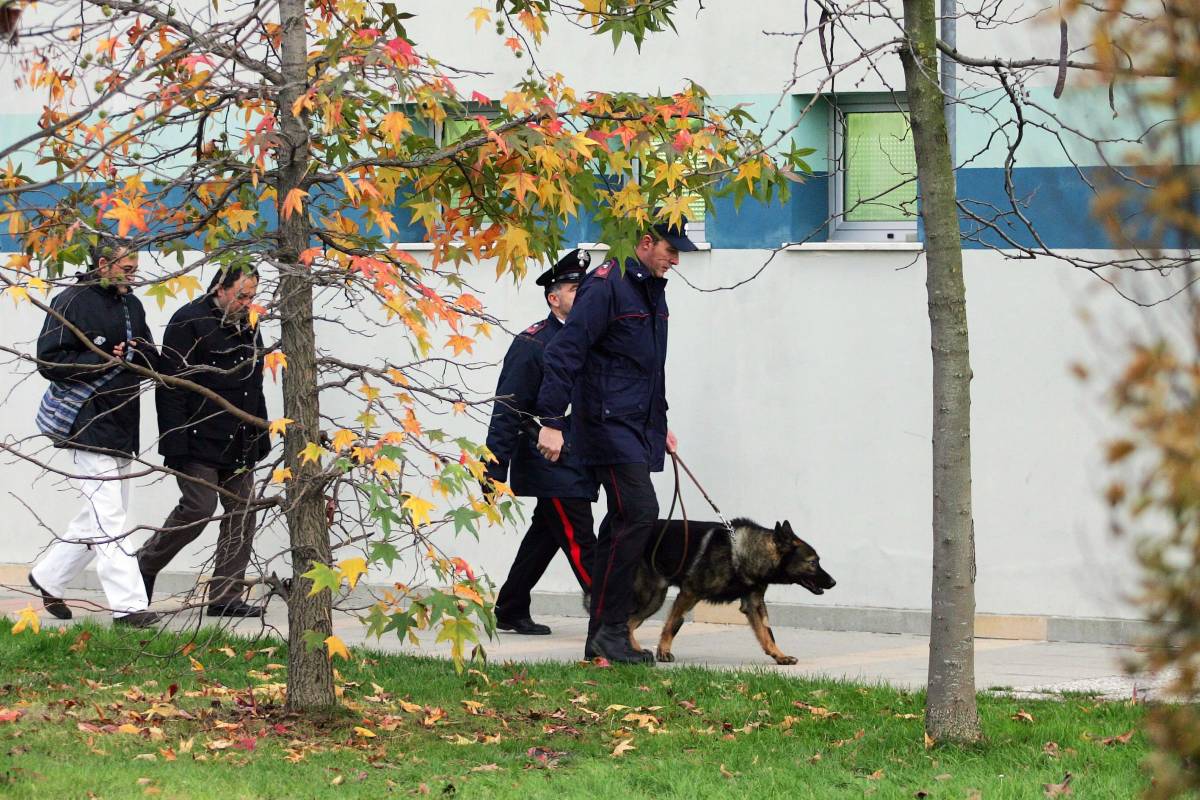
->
xmin=0 ymin=166 xmax=1162 ymax=253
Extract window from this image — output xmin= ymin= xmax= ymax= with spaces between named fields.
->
xmin=829 ymin=97 xmax=918 ymax=242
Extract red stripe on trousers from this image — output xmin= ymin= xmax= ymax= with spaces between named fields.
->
xmin=552 ymin=498 xmax=591 ymax=588
xmin=596 ymin=466 xmax=625 ymax=618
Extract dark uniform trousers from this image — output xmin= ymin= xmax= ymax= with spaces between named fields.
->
xmin=138 ymin=462 xmax=257 ymax=604
xmin=495 ymin=497 xmax=595 ymax=622
xmin=590 ymin=463 xmax=660 ymax=626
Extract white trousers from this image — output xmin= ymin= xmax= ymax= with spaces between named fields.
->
xmin=29 ymin=449 xmax=148 ymax=617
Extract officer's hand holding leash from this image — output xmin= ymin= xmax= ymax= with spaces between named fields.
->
xmin=537 ymin=426 xmax=565 ymax=462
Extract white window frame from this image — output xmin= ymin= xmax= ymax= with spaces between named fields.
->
xmin=829 ymin=97 xmax=919 ymax=243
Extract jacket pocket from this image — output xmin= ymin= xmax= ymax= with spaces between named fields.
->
xmin=599 ymin=372 xmax=650 ymax=420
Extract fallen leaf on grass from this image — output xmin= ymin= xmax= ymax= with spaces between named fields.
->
xmin=470 ymin=764 xmax=500 ymax=773
xmin=1012 ymin=709 xmax=1035 ymax=723
xmin=1044 ymin=773 xmax=1073 ymax=797
xmin=1043 ymin=741 xmax=1060 ymax=758
xmin=353 ymin=727 xmax=376 ymax=739
xmin=0 ymin=709 xmax=24 ymax=724
xmin=331 ymin=774 xmax=344 ymax=786
xmin=719 ymin=764 xmax=738 ymax=778
xmin=1100 ymin=730 xmax=1136 ymax=746
xmin=610 ymin=739 xmax=635 ymax=758
xmin=867 ymin=770 xmax=885 ymax=781
xmin=832 ymin=729 xmax=866 ymax=748
xmin=527 ymin=746 xmax=566 ymax=767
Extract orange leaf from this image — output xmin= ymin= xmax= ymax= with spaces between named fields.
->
xmin=280 ymin=188 xmax=307 ymax=220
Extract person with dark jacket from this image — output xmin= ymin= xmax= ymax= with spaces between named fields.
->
xmin=137 ymin=266 xmax=270 ymax=617
xmin=535 ymin=217 xmax=698 ymax=664
xmin=486 ymin=250 xmax=598 ymax=635
xmin=27 ymin=238 xmax=161 ymax=628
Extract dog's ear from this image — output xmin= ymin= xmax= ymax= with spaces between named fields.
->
xmin=781 ymin=519 xmax=795 ymax=535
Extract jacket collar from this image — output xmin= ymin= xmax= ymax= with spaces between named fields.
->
xmin=545 ymin=311 xmax=565 ymax=330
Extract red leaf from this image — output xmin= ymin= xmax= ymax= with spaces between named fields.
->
xmin=0 ymin=709 xmax=24 ymax=723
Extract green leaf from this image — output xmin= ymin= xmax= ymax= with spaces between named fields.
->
xmin=450 ymin=506 xmax=483 ymax=537
xmin=370 ymin=540 xmax=400 ymax=569
xmin=300 ymin=562 xmax=343 ymax=597
xmin=436 ymin=616 xmax=480 ymax=671
xmin=300 ymin=629 xmax=326 ymax=653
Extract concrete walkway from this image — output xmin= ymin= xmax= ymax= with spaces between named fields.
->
xmin=0 ymin=583 xmax=1164 ymax=701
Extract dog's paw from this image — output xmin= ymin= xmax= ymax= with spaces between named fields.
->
xmin=656 ymin=649 xmax=675 ymax=663
xmin=774 ymin=655 xmax=798 ymax=666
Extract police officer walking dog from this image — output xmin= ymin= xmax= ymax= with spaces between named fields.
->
xmin=536 ymin=217 xmax=698 ymax=664
xmin=486 ymin=250 xmax=598 ymax=635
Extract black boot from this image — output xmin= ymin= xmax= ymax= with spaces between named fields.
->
xmin=496 ymin=616 xmax=551 ymax=635
xmin=587 ymin=623 xmax=654 ymax=665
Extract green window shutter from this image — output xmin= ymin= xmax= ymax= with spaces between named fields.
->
xmin=843 ymin=111 xmax=917 ymax=223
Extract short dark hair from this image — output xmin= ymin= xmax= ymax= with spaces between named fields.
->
xmin=208 ymin=265 xmax=260 ymax=292
xmin=90 ymin=235 xmax=134 ymax=271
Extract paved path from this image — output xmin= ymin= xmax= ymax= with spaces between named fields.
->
xmin=0 ymin=585 xmax=1164 ymax=701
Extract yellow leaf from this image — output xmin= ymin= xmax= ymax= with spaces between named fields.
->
xmin=271 ymin=467 xmax=293 ymax=484
xmin=264 ymin=351 xmax=288 ymax=382
xmin=360 ymin=383 xmax=381 ymax=401
xmin=10 ymin=604 xmax=39 ymax=635
xmin=734 ymin=159 xmax=762 ymax=188
xmin=402 ymin=495 xmax=436 ymax=527
xmin=269 ymin=417 xmax=293 ymax=438
xmin=331 ymin=429 xmax=356 ymax=452
xmin=299 ymin=442 xmax=326 ymax=466
xmin=380 ymin=111 xmax=412 ymax=145
xmin=220 ymin=204 xmax=257 ymax=233
xmin=337 ymin=558 xmax=368 ymax=590
xmin=467 ymin=6 xmax=491 ymax=32
xmin=4 ymin=285 xmax=29 ymax=305
xmin=280 ymin=188 xmax=307 ymax=221
xmin=324 ymin=635 xmax=350 ymax=661
xmin=353 ymin=726 xmax=376 ymax=738
xmin=247 ymin=303 xmax=266 ymax=328
xmin=373 ymin=455 xmax=400 ymax=477
xmin=189 ymin=657 xmax=204 ymax=672
xmin=172 ymin=274 xmax=204 ymax=300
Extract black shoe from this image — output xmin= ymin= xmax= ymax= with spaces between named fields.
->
xmin=207 ymin=600 xmax=264 ymax=618
xmin=496 ymin=616 xmax=551 ymax=635
xmin=28 ymin=574 xmax=71 ymax=620
xmin=588 ymin=623 xmax=654 ymax=665
xmin=114 ymin=610 xmax=160 ymax=628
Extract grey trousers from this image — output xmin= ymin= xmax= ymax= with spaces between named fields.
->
xmin=139 ymin=462 xmax=257 ymax=604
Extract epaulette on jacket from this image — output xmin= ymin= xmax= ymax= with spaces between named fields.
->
xmin=593 ymin=259 xmax=616 ymax=279
xmin=523 ymin=320 xmax=547 ymax=335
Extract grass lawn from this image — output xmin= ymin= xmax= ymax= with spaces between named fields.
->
xmin=0 ymin=621 xmax=1149 ymax=799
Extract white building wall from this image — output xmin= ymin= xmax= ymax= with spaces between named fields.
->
xmin=0 ymin=247 xmax=1158 ymax=624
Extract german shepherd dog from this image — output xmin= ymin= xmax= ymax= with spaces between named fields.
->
xmin=627 ymin=518 xmax=836 ymax=664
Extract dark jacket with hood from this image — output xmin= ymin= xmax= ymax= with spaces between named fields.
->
xmin=156 ymin=294 xmax=270 ymax=470
xmin=36 ymin=273 xmax=159 ymax=456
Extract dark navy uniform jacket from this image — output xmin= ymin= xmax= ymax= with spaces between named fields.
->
xmin=536 ymin=257 xmax=670 ymax=471
xmin=486 ymin=313 xmax=598 ymax=500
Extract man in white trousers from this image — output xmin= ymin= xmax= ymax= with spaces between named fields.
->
xmin=27 ymin=238 xmax=161 ymax=627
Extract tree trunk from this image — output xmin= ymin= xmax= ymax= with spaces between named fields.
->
xmin=277 ymin=0 xmax=336 ymax=712
xmin=900 ymin=0 xmax=982 ymax=743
